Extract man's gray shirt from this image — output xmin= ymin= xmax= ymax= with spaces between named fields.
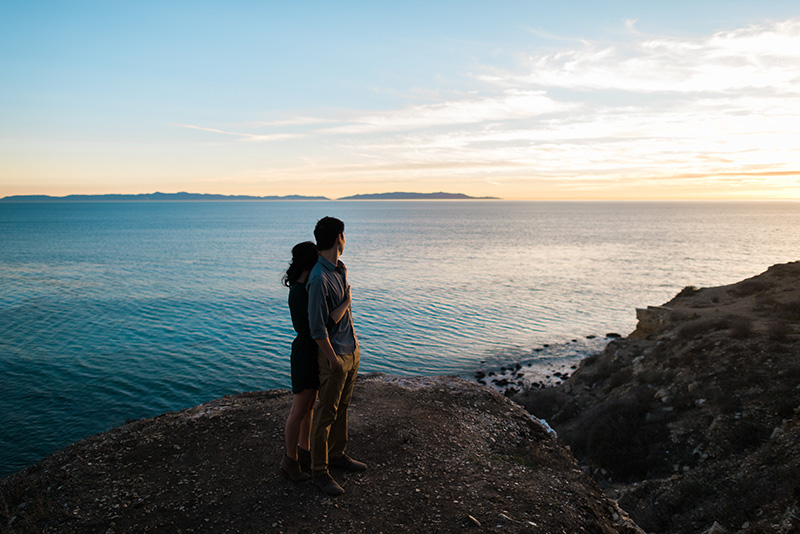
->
xmin=307 ymin=255 xmax=358 ymax=355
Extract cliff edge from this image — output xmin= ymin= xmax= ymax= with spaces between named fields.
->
xmin=516 ymin=262 xmax=800 ymax=534
xmin=1 ymin=375 xmax=641 ymax=533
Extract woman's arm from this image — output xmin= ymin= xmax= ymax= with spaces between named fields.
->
xmin=329 ymin=285 xmax=351 ymax=324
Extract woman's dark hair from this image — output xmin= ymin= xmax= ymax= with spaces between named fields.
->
xmin=282 ymin=241 xmax=318 ymax=287
xmin=314 ymin=216 xmax=345 ymax=251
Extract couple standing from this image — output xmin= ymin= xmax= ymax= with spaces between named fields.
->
xmin=280 ymin=216 xmax=366 ymax=496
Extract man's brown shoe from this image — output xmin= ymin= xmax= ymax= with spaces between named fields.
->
xmin=329 ymin=454 xmax=367 ymax=472
xmin=313 ymin=471 xmax=344 ymax=496
xmin=280 ymin=455 xmax=311 ymax=482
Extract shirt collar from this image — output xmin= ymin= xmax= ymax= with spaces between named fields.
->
xmin=317 ymin=255 xmax=344 ymax=272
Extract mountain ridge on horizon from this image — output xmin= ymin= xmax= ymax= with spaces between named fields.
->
xmin=337 ymin=191 xmax=498 ymax=200
xmin=0 ymin=191 xmax=499 ymax=202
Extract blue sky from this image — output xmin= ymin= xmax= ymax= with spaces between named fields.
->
xmin=2 ymin=0 xmax=799 ymax=199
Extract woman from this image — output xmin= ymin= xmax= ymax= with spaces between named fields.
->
xmin=281 ymin=241 xmax=351 ymax=481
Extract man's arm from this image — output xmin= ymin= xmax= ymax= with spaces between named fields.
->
xmin=307 ymin=273 xmax=340 ymax=372
xmin=329 ymin=286 xmax=351 ymax=325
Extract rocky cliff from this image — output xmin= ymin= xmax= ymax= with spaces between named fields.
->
xmin=1 ymin=375 xmax=641 ymax=533
xmin=515 ymin=262 xmax=800 ymax=534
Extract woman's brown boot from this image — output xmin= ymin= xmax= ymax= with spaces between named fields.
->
xmin=280 ymin=454 xmax=310 ymax=481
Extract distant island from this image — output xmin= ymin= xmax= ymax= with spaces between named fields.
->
xmin=0 ymin=192 xmax=330 ymax=202
xmin=337 ymin=192 xmax=499 ymax=200
xmin=0 ymin=191 xmax=499 ymax=202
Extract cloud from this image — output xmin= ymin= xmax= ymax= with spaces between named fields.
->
xmin=245 ymin=117 xmax=338 ymax=127
xmin=333 ymin=19 xmax=800 ymax=192
xmin=179 ymin=18 xmax=800 ymax=198
xmin=482 ymin=18 xmax=800 ymax=93
xmin=319 ymin=90 xmax=576 ymax=134
xmin=171 ymin=123 xmax=303 ymax=142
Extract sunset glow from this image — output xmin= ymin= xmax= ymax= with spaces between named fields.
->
xmin=1 ymin=1 xmax=799 ymax=199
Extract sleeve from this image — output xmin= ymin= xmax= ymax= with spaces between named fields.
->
xmin=307 ymin=273 xmax=330 ymax=340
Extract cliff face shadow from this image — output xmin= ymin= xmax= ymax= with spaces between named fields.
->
xmin=515 ymin=261 xmax=800 ymax=534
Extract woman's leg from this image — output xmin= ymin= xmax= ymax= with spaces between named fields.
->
xmin=297 ymin=390 xmax=318 ymax=452
xmin=285 ymin=389 xmax=317 ymax=458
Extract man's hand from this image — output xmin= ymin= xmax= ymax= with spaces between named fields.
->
xmin=327 ymin=354 xmax=341 ymax=372
xmin=316 ymin=337 xmax=340 ymax=373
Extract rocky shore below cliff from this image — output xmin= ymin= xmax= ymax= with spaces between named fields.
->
xmin=515 ymin=262 xmax=800 ymax=534
xmin=1 ymin=375 xmax=641 ymax=533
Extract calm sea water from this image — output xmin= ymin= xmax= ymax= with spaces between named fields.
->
xmin=1 ymin=200 xmax=798 ymax=476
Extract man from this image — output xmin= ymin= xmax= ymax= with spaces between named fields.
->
xmin=307 ymin=216 xmax=367 ymax=496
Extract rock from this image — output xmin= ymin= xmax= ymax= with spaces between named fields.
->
xmin=654 ymin=388 xmax=671 ymax=401
xmin=708 ymin=415 xmax=724 ymax=432
xmin=706 ymin=521 xmax=728 ymax=534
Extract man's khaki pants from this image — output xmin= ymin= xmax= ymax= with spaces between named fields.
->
xmin=311 ymin=347 xmax=360 ymax=476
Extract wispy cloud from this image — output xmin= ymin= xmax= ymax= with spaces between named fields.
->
xmin=319 ymin=90 xmax=575 ymax=134
xmin=245 ymin=117 xmax=338 ymax=128
xmin=171 ymin=123 xmax=303 ymax=142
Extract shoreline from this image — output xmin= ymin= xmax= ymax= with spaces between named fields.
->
xmin=468 ymin=334 xmax=619 ymax=396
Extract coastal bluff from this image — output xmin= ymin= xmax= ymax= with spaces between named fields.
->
xmin=516 ymin=261 xmax=800 ymax=534
xmin=0 ymin=375 xmax=641 ymax=533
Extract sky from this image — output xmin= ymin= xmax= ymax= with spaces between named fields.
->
xmin=1 ymin=0 xmax=800 ymax=200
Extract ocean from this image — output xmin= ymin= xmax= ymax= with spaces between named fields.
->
xmin=1 ymin=200 xmax=798 ymax=476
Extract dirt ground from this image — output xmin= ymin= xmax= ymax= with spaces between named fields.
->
xmin=1 ymin=375 xmax=641 ymax=533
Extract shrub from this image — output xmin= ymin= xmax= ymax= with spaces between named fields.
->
xmin=728 ymin=317 xmax=754 ymax=339
xmin=514 ymin=388 xmax=571 ymax=421
xmin=608 ymin=367 xmax=634 ymax=389
xmin=677 ymin=317 xmax=729 ymax=341
xmin=767 ymin=321 xmax=790 ymax=342
xmin=570 ymin=388 xmax=668 ymax=480
xmin=677 ymin=286 xmax=700 ymax=298
xmin=777 ymin=301 xmax=800 ymax=321
xmin=729 ymin=279 xmax=771 ymax=297
xmin=727 ymin=420 xmax=771 ymax=454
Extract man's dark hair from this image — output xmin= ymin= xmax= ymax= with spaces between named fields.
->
xmin=314 ymin=216 xmax=345 ymax=250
